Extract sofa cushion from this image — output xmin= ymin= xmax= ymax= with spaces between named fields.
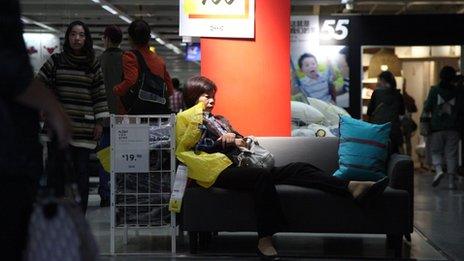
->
xmin=257 ymin=137 xmax=339 ymax=175
xmin=333 ymin=116 xmax=390 ymax=181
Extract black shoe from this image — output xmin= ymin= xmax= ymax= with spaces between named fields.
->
xmin=257 ymin=248 xmax=280 ymax=261
xmin=355 ymin=176 xmax=389 ymax=208
xmin=100 ymin=198 xmax=110 ymax=207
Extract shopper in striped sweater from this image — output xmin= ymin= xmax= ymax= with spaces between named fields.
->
xmin=37 ymin=20 xmax=109 ymax=213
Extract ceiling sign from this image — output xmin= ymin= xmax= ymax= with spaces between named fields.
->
xmin=180 ymin=0 xmax=255 ymax=38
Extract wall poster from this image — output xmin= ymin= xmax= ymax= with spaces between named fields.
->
xmin=23 ymin=33 xmax=60 ymax=73
xmin=290 ymin=16 xmax=351 ymax=138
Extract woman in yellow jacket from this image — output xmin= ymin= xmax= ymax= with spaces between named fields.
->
xmin=176 ymin=76 xmax=389 ymax=260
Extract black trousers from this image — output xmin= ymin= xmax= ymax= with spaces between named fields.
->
xmin=213 ymin=162 xmax=350 ymax=238
xmin=48 ymin=145 xmax=91 ymax=214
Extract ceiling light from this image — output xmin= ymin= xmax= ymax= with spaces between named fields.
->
xmin=91 ymin=0 xmax=100 ymax=3
xmin=21 ymin=16 xmax=59 ymax=33
xmin=165 ymin=43 xmax=175 ymax=50
xmin=368 ymin=48 xmax=402 ymax=77
xmin=150 ymin=33 xmax=157 ymax=39
xmin=155 ymin=38 xmax=166 ymax=45
xmin=21 ymin=17 xmax=31 ymax=24
xmin=119 ymin=15 xmax=132 ymax=24
xmin=102 ymin=5 xmax=118 ymax=15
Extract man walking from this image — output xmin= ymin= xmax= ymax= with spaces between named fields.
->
xmin=98 ymin=25 xmax=124 ymax=206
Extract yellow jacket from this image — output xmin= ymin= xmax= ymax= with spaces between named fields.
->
xmin=175 ymin=102 xmax=232 ymax=188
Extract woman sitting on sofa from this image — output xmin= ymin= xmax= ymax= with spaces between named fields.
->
xmin=176 ymin=76 xmax=389 ymax=260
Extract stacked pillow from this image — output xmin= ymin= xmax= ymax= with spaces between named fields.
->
xmin=333 ymin=115 xmax=391 ymax=181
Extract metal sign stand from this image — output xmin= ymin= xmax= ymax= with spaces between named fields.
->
xmin=110 ymin=114 xmax=176 ymax=255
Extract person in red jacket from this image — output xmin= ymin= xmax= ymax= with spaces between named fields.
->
xmin=113 ymin=19 xmax=174 ymax=114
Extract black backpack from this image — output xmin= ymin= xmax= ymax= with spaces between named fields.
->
xmin=370 ymin=90 xmax=402 ymax=125
xmin=120 ymin=50 xmax=170 ymax=115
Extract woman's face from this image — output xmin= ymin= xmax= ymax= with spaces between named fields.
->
xmin=68 ymin=25 xmax=86 ymax=52
xmin=198 ymin=92 xmax=215 ymax=112
xmin=301 ymin=57 xmax=318 ymax=78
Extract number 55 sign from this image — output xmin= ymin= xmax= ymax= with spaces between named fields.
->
xmin=180 ymin=0 xmax=255 ymax=38
xmin=320 ymin=18 xmax=350 ymax=42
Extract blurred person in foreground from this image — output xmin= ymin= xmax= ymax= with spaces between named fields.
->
xmin=0 ymin=0 xmax=71 ymax=259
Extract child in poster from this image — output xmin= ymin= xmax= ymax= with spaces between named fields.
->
xmin=296 ymin=53 xmax=335 ymax=103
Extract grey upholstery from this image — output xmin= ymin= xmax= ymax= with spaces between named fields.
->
xmin=182 ymin=137 xmax=413 ymax=256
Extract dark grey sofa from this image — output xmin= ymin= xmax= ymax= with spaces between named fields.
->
xmin=181 ymin=137 xmax=414 ymax=258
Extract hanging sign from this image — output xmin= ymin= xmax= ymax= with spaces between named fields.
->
xmin=113 ymin=123 xmax=149 ymax=173
xmin=179 ymin=0 xmax=255 ymax=38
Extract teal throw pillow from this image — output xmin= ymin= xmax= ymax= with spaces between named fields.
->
xmin=333 ymin=115 xmax=391 ymax=181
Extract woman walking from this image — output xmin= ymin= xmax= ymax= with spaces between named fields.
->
xmin=37 ymin=20 xmax=109 ymax=213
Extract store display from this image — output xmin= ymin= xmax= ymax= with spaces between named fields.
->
xmin=111 ymin=115 xmax=175 ymax=240
xmin=291 ymin=16 xmax=351 ymax=109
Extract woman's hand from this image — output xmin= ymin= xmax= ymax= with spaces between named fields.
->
xmin=198 ymin=95 xmax=210 ymax=108
xmin=217 ymin=132 xmax=236 ymax=148
xmin=235 ymin=138 xmax=247 ymax=148
xmin=93 ymin=123 xmax=103 ymax=141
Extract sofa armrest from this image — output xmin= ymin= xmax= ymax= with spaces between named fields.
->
xmin=387 ymin=154 xmax=414 ymax=191
xmin=387 ymin=153 xmax=414 ymax=233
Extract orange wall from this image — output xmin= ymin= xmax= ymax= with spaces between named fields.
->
xmin=201 ymin=0 xmax=290 ymax=136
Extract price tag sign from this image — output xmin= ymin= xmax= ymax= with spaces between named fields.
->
xmin=180 ymin=0 xmax=255 ymax=38
xmin=113 ymin=124 xmax=149 ymax=173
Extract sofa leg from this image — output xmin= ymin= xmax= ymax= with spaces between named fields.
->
xmin=189 ymin=232 xmax=199 ymax=254
xmin=387 ymin=234 xmax=403 ymax=258
xmin=199 ymin=231 xmax=212 ymax=250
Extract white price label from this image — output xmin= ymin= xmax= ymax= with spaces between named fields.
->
xmin=113 ymin=124 xmax=149 ymax=173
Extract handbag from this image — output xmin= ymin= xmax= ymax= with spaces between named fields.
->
xmin=25 ymin=146 xmax=99 ymax=261
xmin=120 ymin=50 xmax=170 ymax=115
xmin=236 ymin=137 xmax=275 ymax=170
xmin=419 ymin=111 xmax=432 ymax=136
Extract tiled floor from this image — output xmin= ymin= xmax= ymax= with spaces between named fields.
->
xmin=87 ymin=170 xmax=463 ymax=260
xmin=413 ymin=170 xmax=464 ymax=261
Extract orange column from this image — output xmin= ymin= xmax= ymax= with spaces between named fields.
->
xmin=201 ymin=0 xmax=290 ymax=136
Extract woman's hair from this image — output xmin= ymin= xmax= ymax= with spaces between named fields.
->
xmin=63 ymin=20 xmax=94 ymax=60
xmin=378 ymin=71 xmax=397 ymax=90
xmin=128 ymin=19 xmax=150 ymax=45
xmin=183 ymin=76 xmax=217 ymax=108
xmin=439 ymin=66 xmax=456 ymax=83
xmin=298 ymin=53 xmax=317 ymax=69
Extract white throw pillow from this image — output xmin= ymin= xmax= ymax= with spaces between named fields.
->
xmin=291 ymin=101 xmax=325 ymax=125
xmin=307 ymin=98 xmax=349 ymax=126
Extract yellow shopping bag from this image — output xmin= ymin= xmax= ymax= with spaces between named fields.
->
xmin=96 ymin=147 xmax=111 ymax=173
